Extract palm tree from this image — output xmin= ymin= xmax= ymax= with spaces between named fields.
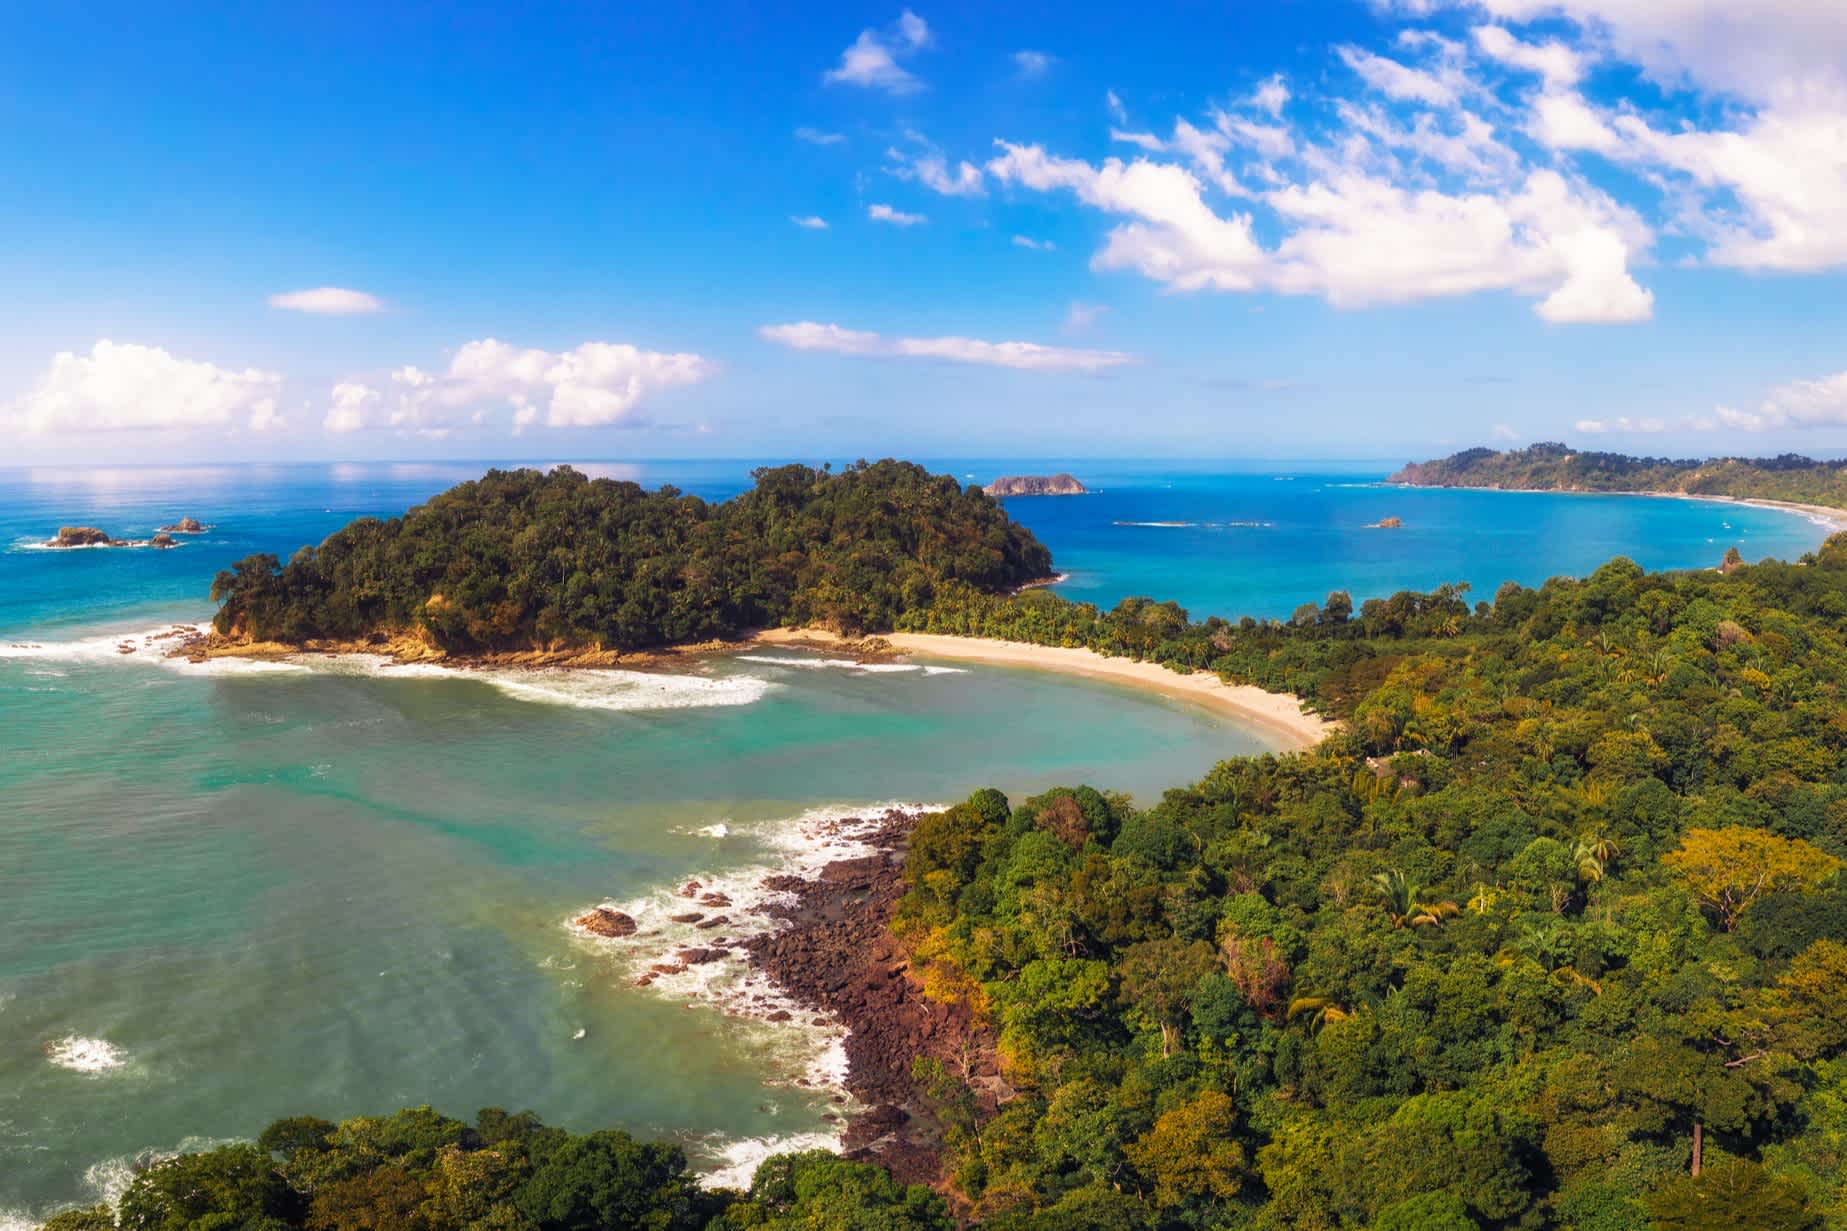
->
xmin=1371 ymin=869 xmax=1460 ymax=928
xmin=1285 ymin=996 xmax=1353 ymax=1031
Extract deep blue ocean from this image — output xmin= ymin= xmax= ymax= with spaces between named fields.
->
xmin=0 ymin=458 xmax=1830 ymax=1223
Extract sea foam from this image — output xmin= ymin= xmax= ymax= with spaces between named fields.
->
xmin=1 ymin=626 xmax=777 ymax=711
xmin=566 ymin=800 xmax=942 ymax=1180
xmin=44 ymin=1036 xmax=126 ymax=1074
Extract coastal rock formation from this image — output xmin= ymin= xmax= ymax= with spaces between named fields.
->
xmin=740 ymin=809 xmax=1000 ymax=1186
xmin=1720 ymin=545 xmax=1746 ymax=575
xmin=985 ymin=473 xmax=1087 ymax=497
xmin=573 ymin=907 xmax=637 ymax=938
xmin=1368 ymin=516 xmax=1403 ymax=529
xmin=47 ymin=526 xmax=119 ymax=547
xmin=151 ymin=533 xmax=177 ymax=549
xmin=158 ymin=516 xmax=207 ymax=533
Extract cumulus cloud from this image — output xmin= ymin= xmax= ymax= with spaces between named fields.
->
xmin=8 ymin=340 xmax=282 ymax=434
xmin=868 ymin=202 xmax=927 ymax=225
xmin=824 ymin=9 xmax=930 ymax=94
xmin=1704 ymin=370 xmax=1847 ymax=431
xmin=983 ymin=17 xmax=1674 ymax=324
xmin=759 ymin=321 xmax=1134 ymax=372
xmin=791 ymin=214 xmax=830 ymax=229
xmin=327 ymin=339 xmax=712 ymax=435
xmin=268 ymin=287 xmax=384 ymax=315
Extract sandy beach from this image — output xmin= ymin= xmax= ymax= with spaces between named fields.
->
xmin=754 ymin=628 xmax=1336 ymax=750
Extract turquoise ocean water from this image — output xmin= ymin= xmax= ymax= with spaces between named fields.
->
xmin=0 ymin=460 xmax=1828 ymax=1220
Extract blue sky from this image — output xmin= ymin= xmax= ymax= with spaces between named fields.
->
xmin=4 ymin=1 xmax=1846 ymax=464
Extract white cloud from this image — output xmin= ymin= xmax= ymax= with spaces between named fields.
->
xmin=791 ymin=215 xmax=830 ymax=229
xmin=8 ymin=340 xmax=281 ymax=434
xmin=824 ymin=10 xmax=930 ymax=94
xmin=1575 ymin=415 xmax=1667 ymax=433
xmin=1491 ymin=422 xmax=1519 ymax=440
xmin=759 ymin=321 xmax=1134 ymax=372
xmin=329 ymin=339 xmax=712 ymax=435
xmin=1471 ymin=24 xmax=1581 ymax=86
xmin=323 ymin=381 xmax=380 ymax=433
xmin=1012 ymin=235 xmax=1055 ymax=251
xmin=868 ymin=202 xmax=927 ymax=225
xmin=268 ymin=287 xmax=384 ymax=315
xmin=1111 ymin=129 xmax=1168 ymax=152
xmin=902 ymin=153 xmax=985 ymax=196
xmin=1253 ymin=75 xmax=1291 ymax=116
xmin=1107 ymin=89 xmax=1126 ymax=122
xmin=794 ymin=126 xmax=845 ymax=145
xmin=1461 ymin=0 xmax=1847 ymax=106
xmin=1013 ymin=50 xmax=1054 ymax=78
xmin=1063 ymin=301 xmax=1109 ymax=332
xmin=987 ymin=139 xmax=1651 ymax=321
xmin=1336 ymin=44 xmax=1459 ymax=106
xmin=1703 ymin=370 xmax=1847 ymax=431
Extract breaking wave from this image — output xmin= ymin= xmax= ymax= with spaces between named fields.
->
xmin=0 ymin=625 xmax=776 ymax=710
xmin=44 ymin=1036 xmax=127 ymax=1074
xmin=732 ymin=654 xmax=963 ymax=677
xmin=566 ymin=802 xmax=940 ymax=1165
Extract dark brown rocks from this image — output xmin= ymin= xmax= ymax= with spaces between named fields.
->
xmin=573 ymin=907 xmax=638 ymax=938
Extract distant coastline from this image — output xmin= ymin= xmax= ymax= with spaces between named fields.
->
xmin=1386 ymin=480 xmax=1847 ymax=537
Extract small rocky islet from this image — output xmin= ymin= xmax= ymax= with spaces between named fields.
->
xmin=43 ymin=516 xmax=209 ymax=549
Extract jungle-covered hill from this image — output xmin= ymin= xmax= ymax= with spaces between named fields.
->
xmin=208 ymin=460 xmax=1053 ymax=653
xmin=1391 ymin=443 xmax=1847 ymax=509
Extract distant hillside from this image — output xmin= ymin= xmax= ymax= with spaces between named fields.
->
xmin=210 ymin=460 xmax=1053 ymax=653
xmin=1391 ymin=443 xmax=1847 ymax=509
xmin=986 ymin=473 xmax=1088 ymax=497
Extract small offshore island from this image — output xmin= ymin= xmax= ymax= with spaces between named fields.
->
xmin=50 ymin=452 xmax=1847 ymax=1231
xmin=984 ymin=473 xmax=1087 ymax=497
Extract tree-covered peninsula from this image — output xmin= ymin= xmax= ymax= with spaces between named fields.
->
xmin=208 ymin=461 xmax=1052 ymax=653
xmin=1391 ymin=443 xmax=1847 ymax=509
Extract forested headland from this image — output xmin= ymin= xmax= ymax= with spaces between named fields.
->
xmin=1392 ymin=443 xmax=1847 ymax=509
xmin=207 ymin=461 xmax=1052 ymax=653
xmin=88 ymin=465 xmax=1847 ymax=1230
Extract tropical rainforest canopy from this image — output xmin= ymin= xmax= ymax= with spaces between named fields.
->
xmin=1392 ymin=442 xmax=1847 ymax=508
xmin=81 ymin=458 xmax=1847 ymax=1230
xmin=209 ymin=461 xmax=1052 ymax=651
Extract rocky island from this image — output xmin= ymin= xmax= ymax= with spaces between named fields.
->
xmin=47 ymin=526 xmax=119 ymax=547
xmin=984 ymin=473 xmax=1087 ymax=497
xmin=44 ymin=525 xmax=179 ymax=549
xmin=157 ymin=516 xmax=208 ymax=533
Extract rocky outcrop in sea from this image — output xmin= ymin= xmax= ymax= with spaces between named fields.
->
xmin=984 ymin=473 xmax=1087 ymax=497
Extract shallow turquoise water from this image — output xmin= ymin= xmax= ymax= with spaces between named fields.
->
xmin=0 ymin=460 xmax=1829 ymax=1219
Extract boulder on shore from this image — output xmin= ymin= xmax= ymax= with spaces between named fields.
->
xmin=984 ymin=473 xmax=1087 ymax=497
xmin=48 ymin=526 xmax=118 ymax=547
xmin=158 ymin=517 xmax=207 ymax=533
xmin=574 ymin=907 xmax=638 ymax=938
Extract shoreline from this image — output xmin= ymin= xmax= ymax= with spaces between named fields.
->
xmin=752 ymin=628 xmax=1336 ymax=751
xmin=569 ymin=807 xmax=983 ymax=1191
xmin=1385 ymin=481 xmax=1847 ymax=536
